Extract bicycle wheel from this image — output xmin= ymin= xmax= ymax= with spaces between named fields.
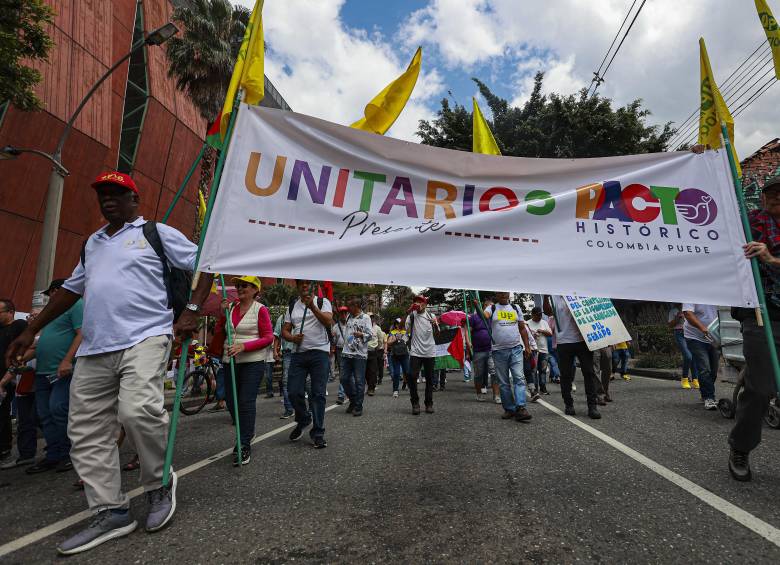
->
xmin=179 ymin=370 xmax=210 ymax=415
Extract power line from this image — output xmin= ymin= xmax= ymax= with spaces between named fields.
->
xmin=733 ymin=77 xmax=777 ymax=117
xmin=666 ymin=41 xmax=768 ymax=147
xmin=587 ymin=0 xmax=639 ymax=97
xmin=592 ymin=0 xmax=649 ymax=97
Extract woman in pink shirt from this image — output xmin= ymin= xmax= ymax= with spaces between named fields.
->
xmin=214 ymin=276 xmax=273 ymax=466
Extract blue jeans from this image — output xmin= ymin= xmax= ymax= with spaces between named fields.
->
xmin=613 ymin=349 xmax=630 ymax=375
xmin=533 ymin=352 xmax=548 ymax=389
xmin=673 ymin=329 xmax=693 ymax=379
xmin=492 ymin=345 xmax=528 ymax=412
xmin=340 ymin=355 xmax=367 ymax=410
xmin=224 ymin=361 xmax=264 ymax=447
xmin=548 ymin=350 xmax=561 ymax=380
xmin=15 ymin=393 xmax=37 ymax=459
xmin=281 ymin=351 xmax=294 ymax=412
xmin=35 ymin=374 xmax=71 ymax=461
xmin=214 ymin=359 xmax=225 ymax=401
xmin=687 ymin=338 xmax=719 ymax=400
xmin=257 ymin=361 xmax=274 ymax=395
xmin=288 ymin=349 xmax=329 ymax=439
xmin=389 ymin=354 xmax=410 ymax=392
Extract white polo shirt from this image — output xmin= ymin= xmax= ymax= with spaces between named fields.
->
xmin=63 ymin=217 xmax=197 ymax=356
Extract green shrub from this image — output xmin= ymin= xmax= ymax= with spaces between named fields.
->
xmin=635 ymin=352 xmax=679 ymax=369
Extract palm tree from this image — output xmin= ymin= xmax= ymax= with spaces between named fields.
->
xmin=165 ymin=0 xmax=251 ymax=234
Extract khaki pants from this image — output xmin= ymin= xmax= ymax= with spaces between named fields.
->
xmin=69 ymin=335 xmax=171 ymax=511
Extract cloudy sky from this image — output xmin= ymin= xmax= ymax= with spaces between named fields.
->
xmin=237 ymin=0 xmax=778 ymax=157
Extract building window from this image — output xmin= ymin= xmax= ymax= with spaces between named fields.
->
xmin=117 ymin=1 xmax=149 ymax=173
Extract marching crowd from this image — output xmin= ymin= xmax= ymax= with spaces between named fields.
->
xmin=0 ymin=170 xmax=778 ymax=555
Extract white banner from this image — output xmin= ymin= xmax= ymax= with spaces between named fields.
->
xmin=201 ymin=105 xmax=758 ymax=307
xmin=563 ymin=295 xmax=632 ymax=351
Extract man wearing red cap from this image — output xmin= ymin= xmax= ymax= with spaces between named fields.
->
xmin=6 ymin=171 xmax=214 ymax=554
xmin=404 ymin=295 xmax=439 ymax=415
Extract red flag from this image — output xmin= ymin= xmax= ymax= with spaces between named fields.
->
xmin=447 ymin=327 xmax=465 ymax=367
xmin=323 ymin=281 xmax=334 ymax=301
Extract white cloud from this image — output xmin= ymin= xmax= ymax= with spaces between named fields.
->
xmin=236 ymin=0 xmax=444 ymax=142
xmin=400 ymin=0 xmax=779 ymax=156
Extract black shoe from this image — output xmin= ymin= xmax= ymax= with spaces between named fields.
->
xmin=728 ymin=448 xmax=752 ymax=482
xmin=335 ymin=398 xmax=345 ymax=405
xmin=501 ymin=410 xmax=515 ymax=420
xmin=26 ymin=459 xmax=60 ymax=474
xmin=514 ymin=406 xmax=532 ymax=422
xmin=440 ymin=385 xmax=446 ymax=391
xmin=265 ymin=392 xmax=274 ymax=398
xmin=233 ymin=446 xmax=251 ymax=466
xmin=290 ymin=422 xmax=308 ymax=442
xmin=412 ymin=404 xmax=421 ymax=415
xmin=540 ymin=385 xmax=548 ymax=394
xmin=280 ymin=409 xmax=294 ymax=419
xmin=564 ymin=405 xmax=576 ymax=416
xmin=588 ymin=406 xmax=602 ymax=419
xmin=346 ymin=402 xmax=355 ymax=414
xmin=367 ymin=389 xmax=375 ymax=396
xmin=353 ymin=408 xmax=363 ymax=417
xmin=56 ymin=459 xmax=74 ymax=473
xmin=425 ymin=405 xmax=434 ymax=414
xmin=432 ymin=385 xmax=439 ymax=392
xmin=313 ymin=437 xmax=327 ymax=449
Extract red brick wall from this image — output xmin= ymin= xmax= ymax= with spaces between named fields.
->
xmin=0 ymin=0 xmax=205 ymax=311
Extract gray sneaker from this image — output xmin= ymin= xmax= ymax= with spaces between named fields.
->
xmin=145 ymin=470 xmax=177 ymax=532
xmin=57 ymin=510 xmax=137 ymax=555
xmin=0 ymin=455 xmax=35 ymax=470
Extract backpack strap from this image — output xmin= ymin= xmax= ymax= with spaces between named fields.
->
xmin=80 ymin=239 xmax=88 ymax=266
xmin=143 ymin=221 xmax=173 ymax=308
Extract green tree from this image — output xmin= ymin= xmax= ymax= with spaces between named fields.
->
xmin=165 ymin=0 xmax=250 ymax=233
xmin=0 ymin=0 xmax=54 ymax=111
xmin=418 ymin=73 xmax=675 ymax=158
xmin=262 ymin=283 xmax=296 ymax=307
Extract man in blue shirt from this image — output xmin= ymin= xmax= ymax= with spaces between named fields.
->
xmin=6 ymin=172 xmax=214 ymax=555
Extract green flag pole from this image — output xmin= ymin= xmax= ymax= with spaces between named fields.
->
xmin=163 ymin=97 xmax=243 ymax=487
xmin=721 ymin=124 xmax=780 ymax=391
xmin=162 ymin=143 xmax=207 ymax=224
xmin=218 ymin=273 xmax=243 ymax=459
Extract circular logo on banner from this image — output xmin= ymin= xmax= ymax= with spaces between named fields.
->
xmin=675 ymin=188 xmax=718 ymax=226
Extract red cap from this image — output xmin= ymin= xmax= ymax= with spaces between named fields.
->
xmin=338 ymin=306 xmax=349 ymax=312
xmin=413 ymin=295 xmax=428 ymax=304
xmin=91 ymin=171 xmax=139 ymax=195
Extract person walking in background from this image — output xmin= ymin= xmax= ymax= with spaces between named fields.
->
xmin=365 ymin=314 xmax=383 ymax=396
xmin=386 ymin=318 xmax=410 ymax=398
xmin=592 ymin=346 xmax=613 ymax=404
xmin=215 ymin=276 xmax=274 ymax=466
xmin=332 ymin=306 xmax=349 ymax=404
xmin=527 ymin=307 xmax=552 ymax=396
xmin=273 ymin=312 xmax=295 ymax=419
xmin=682 ymin=304 xmax=719 ymax=410
xmin=669 ymin=305 xmax=697 ymax=389
xmin=0 ymin=300 xmax=27 ymax=469
xmin=467 ymin=301 xmax=493 ymax=402
xmin=612 ymin=342 xmax=631 ymax=382
xmin=339 ymin=298 xmax=372 ymax=417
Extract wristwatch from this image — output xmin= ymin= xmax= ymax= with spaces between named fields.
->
xmin=185 ymin=303 xmax=200 ymax=313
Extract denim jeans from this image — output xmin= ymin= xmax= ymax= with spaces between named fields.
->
xmin=492 ymin=345 xmax=528 ymax=412
xmin=686 ymin=338 xmax=718 ymax=400
xmin=613 ymin=349 xmax=630 ymax=375
xmin=288 ymin=349 xmax=329 ymax=439
xmin=340 ymin=355 xmax=367 ymax=410
xmin=533 ymin=352 xmax=548 ymax=390
xmin=35 ymin=374 xmax=72 ymax=461
xmin=213 ymin=358 xmax=225 ymax=401
xmin=14 ymin=393 xmax=37 ymax=459
xmin=471 ymin=350 xmax=491 ymax=388
xmin=224 ymin=361 xmax=264 ymax=447
xmin=281 ymin=350 xmax=294 ymax=412
xmin=258 ymin=361 xmax=274 ymax=395
xmin=389 ymin=354 xmax=410 ymax=392
xmin=548 ymin=350 xmax=561 ymax=380
xmin=673 ymin=329 xmax=693 ymax=379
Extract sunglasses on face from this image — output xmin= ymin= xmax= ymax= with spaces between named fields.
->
xmin=235 ymin=282 xmax=254 ymax=289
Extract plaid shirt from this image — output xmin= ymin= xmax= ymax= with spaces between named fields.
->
xmin=749 ymin=209 xmax=780 ymax=310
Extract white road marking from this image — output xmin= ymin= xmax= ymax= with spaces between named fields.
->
xmin=0 ymin=404 xmax=340 ymax=559
xmin=537 ymin=398 xmax=780 ymax=549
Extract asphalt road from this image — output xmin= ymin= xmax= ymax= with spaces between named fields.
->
xmin=1 ymin=372 xmax=779 ymax=564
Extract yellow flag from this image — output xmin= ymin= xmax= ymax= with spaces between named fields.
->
xmin=698 ymin=38 xmax=741 ymax=175
xmin=755 ymin=0 xmax=780 ymax=79
xmin=351 ymin=47 xmax=422 ymax=135
xmin=198 ymin=189 xmax=207 ymax=227
xmin=220 ymin=0 xmax=265 ymax=138
xmin=472 ymin=98 xmax=501 ymax=155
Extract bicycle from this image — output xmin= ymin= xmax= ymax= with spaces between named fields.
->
xmin=179 ymin=345 xmax=219 ymax=416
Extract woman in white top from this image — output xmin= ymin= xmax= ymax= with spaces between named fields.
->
xmin=215 ymin=276 xmax=274 ymax=466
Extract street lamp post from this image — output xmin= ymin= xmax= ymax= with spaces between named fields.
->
xmin=9 ymin=23 xmax=179 ymax=306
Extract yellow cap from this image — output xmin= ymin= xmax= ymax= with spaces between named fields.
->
xmin=232 ymin=275 xmax=262 ymax=290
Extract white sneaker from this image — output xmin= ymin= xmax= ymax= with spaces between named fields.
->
xmin=494 ymin=396 xmax=502 ymax=404
xmin=572 ymin=383 xmax=577 ymax=393
xmin=480 ymin=388 xmax=487 ymax=394
xmin=704 ymin=398 xmax=717 ymax=410
xmin=476 ymin=393 xmax=485 ymax=402
xmin=392 ymin=391 xmax=399 ymax=398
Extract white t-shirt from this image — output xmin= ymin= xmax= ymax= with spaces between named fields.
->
xmin=682 ymin=303 xmax=718 ymax=343
xmin=284 ymin=298 xmax=333 ymax=352
xmin=405 ymin=310 xmax=437 ymax=357
xmin=489 ymin=303 xmax=523 ymax=351
xmin=527 ymin=319 xmax=552 ymax=353
xmin=552 ymin=296 xmax=583 ymax=345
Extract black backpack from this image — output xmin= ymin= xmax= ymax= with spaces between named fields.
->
xmin=81 ymin=221 xmax=192 ymax=322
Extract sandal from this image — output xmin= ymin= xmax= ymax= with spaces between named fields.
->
xmin=122 ymin=456 xmax=140 ymax=472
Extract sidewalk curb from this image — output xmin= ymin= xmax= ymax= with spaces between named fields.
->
xmin=628 ymin=367 xmax=679 ymax=381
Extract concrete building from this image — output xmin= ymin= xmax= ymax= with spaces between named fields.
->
xmin=0 ymin=0 xmax=289 ymax=311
